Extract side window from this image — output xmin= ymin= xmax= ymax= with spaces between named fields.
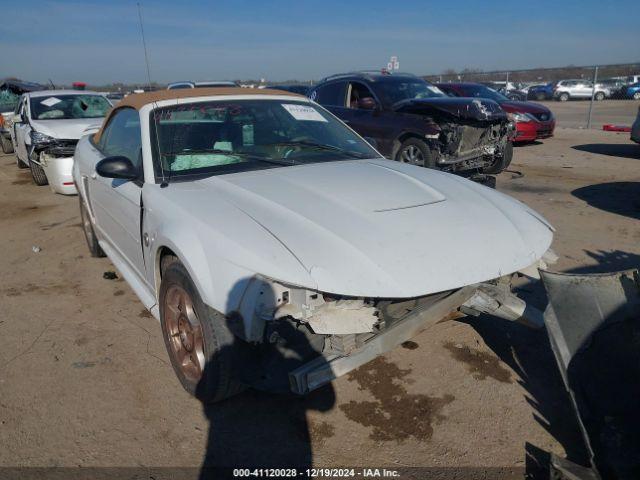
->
xmin=311 ymin=82 xmax=347 ymax=107
xmin=99 ymin=108 xmax=142 ymax=169
xmin=348 ymin=82 xmax=378 ymax=110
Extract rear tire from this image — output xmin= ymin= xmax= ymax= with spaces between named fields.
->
xmin=395 ymin=138 xmax=436 ymax=168
xmin=160 ymin=260 xmax=245 ymax=403
xmin=594 ymin=92 xmax=605 ymax=101
xmin=633 ymin=92 xmax=640 ymax=100
xmin=80 ymin=197 xmax=105 ymax=257
xmin=29 ymin=156 xmax=48 ymax=185
xmin=1 ymin=135 xmax=14 ymax=154
xmin=484 ymin=141 xmax=513 ymax=174
xmin=558 ymin=93 xmax=570 ymax=102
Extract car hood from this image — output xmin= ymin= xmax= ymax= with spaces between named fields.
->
xmin=392 ymin=97 xmax=507 ymax=122
xmin=174 ymin=159 xmax=553 ymax=298
xmin=29 ymin=118 xmax=104 ymax=140
xmin=499 ymin=101 xmax=551 ymax=115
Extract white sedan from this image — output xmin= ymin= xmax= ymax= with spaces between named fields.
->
xmin=11 ymin=90 xmax=111 ymax=194
xmin=73 ymin=88 xmax=555 ymax=402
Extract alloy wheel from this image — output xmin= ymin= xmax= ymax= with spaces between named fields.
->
xmin=164 ymin=285 xmax=205 ymax=382
xmin=400 ymin=145 xmax=424 ymax=166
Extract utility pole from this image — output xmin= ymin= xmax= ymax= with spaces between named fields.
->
xmin=587 ymin=66 xmax=599 ymax=129
xmin=137 ymin=2 xmax=152 ymax=90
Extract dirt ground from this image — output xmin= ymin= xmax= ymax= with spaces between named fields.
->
xmin=0 ymin=122 xmax=639 ymax=475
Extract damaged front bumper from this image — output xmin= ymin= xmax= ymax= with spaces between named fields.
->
xmin=289 ymin=279 xmax=544 ymax=394
xmin=29 ymin=139 xmax=78 ymax=195
xmin=541 ymin=269 xmax=640 ymax=480
xmin=235 ymin=251 xmax=557 ymax=395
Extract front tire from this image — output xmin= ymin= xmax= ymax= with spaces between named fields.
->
xmin=80 ymin=197 xmax=105 ymax=257
xmin=29 ymin=156 xmax=48 ymax=185
xmin=160 ymin=260 xmax=245 ymax=403
xmin=594 ymin=92 xmax=605 ymax=101
xmin=16 ymin=156 xmax=28 ymax=168
xmin=395 ymin=138 xmax=436 ymax=168
xmin=1 ymin=135 xmax=14 ymax=154
xmin=484 ymin=141 xmax=513 ymax=174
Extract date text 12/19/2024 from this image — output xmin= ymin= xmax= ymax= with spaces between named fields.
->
xmin=233 ymin=468 xmax=400 ymax=478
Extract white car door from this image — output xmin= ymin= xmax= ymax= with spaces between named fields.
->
xmin=13 ymin=97 xmax=31 ymax=162
xmin=90 ymin=107 xmax=146 ymax=281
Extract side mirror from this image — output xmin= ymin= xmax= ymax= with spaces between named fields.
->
xmin=96 ymin=156 xmax=139 ymax=180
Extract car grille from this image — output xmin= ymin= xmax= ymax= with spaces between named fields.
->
xmin=46 ymin=139 xmax=78 ymax=156
xmin=531 ymin=112 xmax=551 ymax=122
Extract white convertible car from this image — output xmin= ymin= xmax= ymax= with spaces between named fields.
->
xmin=11 ymin=89 xmax=111 ymax=194
xmin=73 ymin=88 xmax=555 ymax=402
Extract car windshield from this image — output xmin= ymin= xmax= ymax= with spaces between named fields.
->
xmin=461 ymin=85 xmax=509 ymax=102
xmin=151 ymin=99 xmax=380 ymax=179
xmin=0 ymin=89 xmax=20 ymax=113
xmin=375 ymin=78 xmax=447 ymax=104
xmin=30 ymin=94 xmax=111 ymax=120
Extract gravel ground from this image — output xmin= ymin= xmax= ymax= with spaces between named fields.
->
xmin=0 ymin=124 xmax=638 ymax=477
xmin=537 ymin=98 xmax=639 ymax=129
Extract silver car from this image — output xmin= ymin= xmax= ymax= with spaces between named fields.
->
xmin=553 ymin=79 xmax=610 ymax=101
xmin=10 ymin=90 xmax=111 ymax=194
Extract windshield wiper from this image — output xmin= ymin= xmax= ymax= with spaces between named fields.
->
xmin=264 ymin=141 xmax=370 ymax=159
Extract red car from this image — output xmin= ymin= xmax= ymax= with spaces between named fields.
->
xmin=436 ymin=82 xmax=555 ymax=143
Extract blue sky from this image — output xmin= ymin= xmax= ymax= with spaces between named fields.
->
xmin=1 ymin=0 xmax=637 ymax=84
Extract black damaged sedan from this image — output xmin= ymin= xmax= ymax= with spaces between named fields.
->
xmin=309 ymin=71 xmax=513 ymax=175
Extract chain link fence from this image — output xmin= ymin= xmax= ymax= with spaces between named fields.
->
xmin=425 ymin=63 xmax=640 ymax=129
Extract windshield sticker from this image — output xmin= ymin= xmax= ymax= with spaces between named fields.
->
xmin=40 ymin=97 xmax=62 ymax=107
xmin=282 ymin=104 xmax=327 ymax=122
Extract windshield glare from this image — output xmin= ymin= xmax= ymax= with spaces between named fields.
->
xmin=30 ymin=94 xmax=111 ymax=120
xmin=463 ymin=85 xmax=508 ymax=102
xmin=377 ymin=79 xmax=446 ymax=104
xmin=152 ymin=99 xmax=380 ymax=178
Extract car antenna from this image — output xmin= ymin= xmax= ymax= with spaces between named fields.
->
xmin=137 ymin=2 xmax=153 ymax=91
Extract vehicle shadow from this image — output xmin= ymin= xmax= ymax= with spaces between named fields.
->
xmin=571 ymin=181 xmax=640 ymax=220
xmin=513 ymin=140 xmax=543 ymax=147
xmin=572 ymin=143 xmax=640 ymax=160
xmin=195 ymin=280 xmax=336 ymax=479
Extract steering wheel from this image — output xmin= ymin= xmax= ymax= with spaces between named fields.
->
xmin=281 ymin=135 xmax=315 ymax=159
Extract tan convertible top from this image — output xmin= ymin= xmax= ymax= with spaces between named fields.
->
xmin=94 ymin=87 xmax=304 ymax=143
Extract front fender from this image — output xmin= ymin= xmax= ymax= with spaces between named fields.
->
xmin=143 ymin=185 xmax=317 ymax=341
